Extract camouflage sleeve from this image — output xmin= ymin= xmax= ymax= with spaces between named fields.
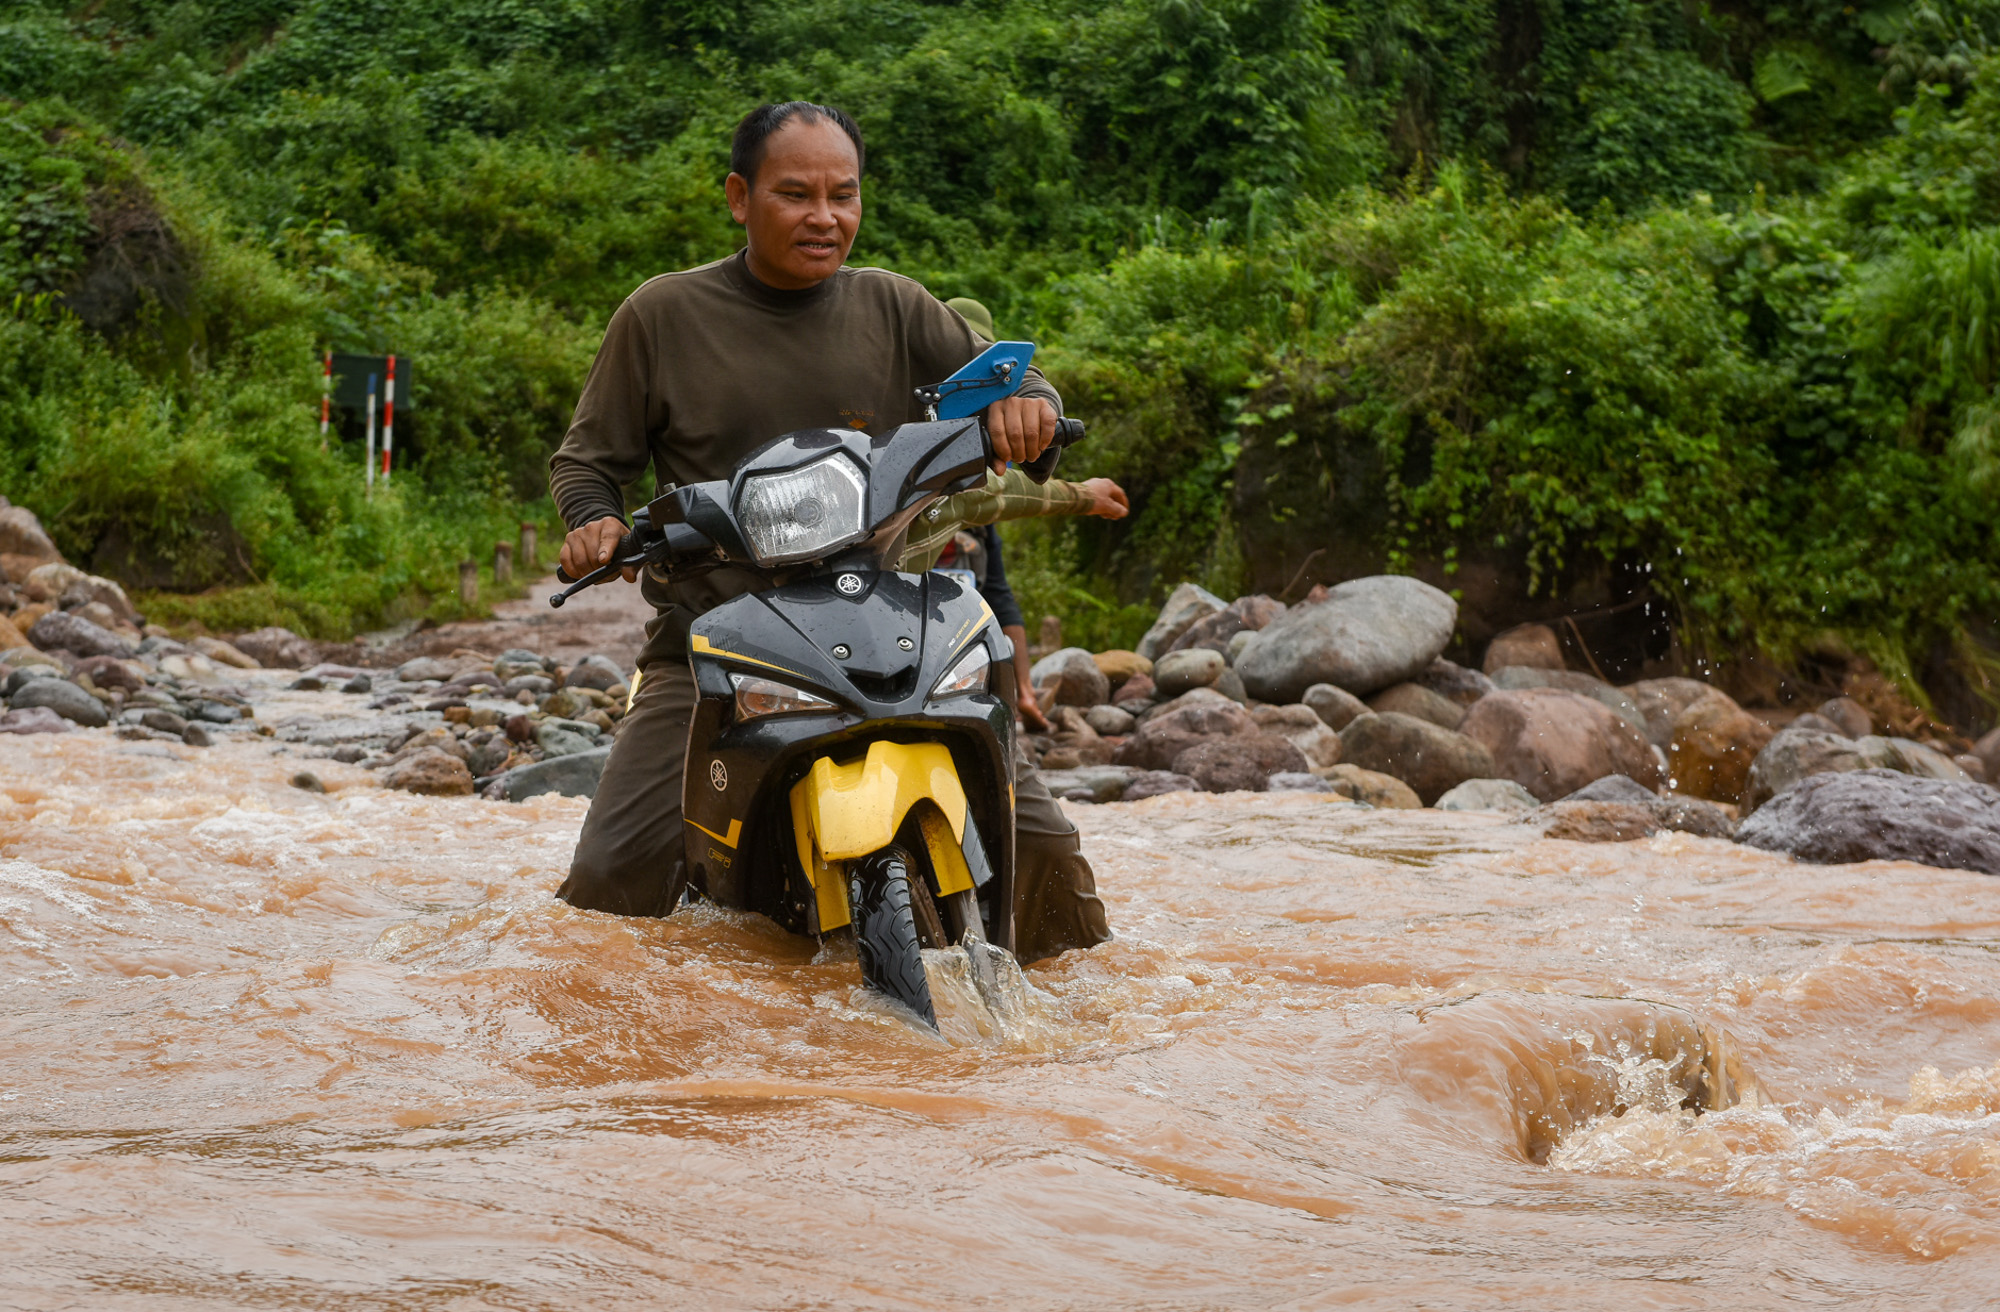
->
xmin=899 ymin=468 xmax=1097 ymax=572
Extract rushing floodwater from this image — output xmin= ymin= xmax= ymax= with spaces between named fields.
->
xmin=4 ymin=689 xmax=1999 ymax=1308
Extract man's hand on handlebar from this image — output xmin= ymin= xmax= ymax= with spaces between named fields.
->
xmin=562 ymin=515 xmax=639 ymax=583
xmin=986 ymin=396 xmax=1057 ymax=474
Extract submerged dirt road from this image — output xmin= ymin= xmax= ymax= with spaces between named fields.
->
xmin=4 ymin=698 xmax=2000 ymax=1308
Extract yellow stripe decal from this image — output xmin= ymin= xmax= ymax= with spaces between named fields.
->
xmin=690 ymin=633 xmax=805 ymax=679
xmin=685 ymin=817 xmax=742 ymax=849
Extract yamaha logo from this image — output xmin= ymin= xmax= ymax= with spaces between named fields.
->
xmin=709 ymin=759 xmax=728 ymax=791
xmin=836 ymin=573 xmax=864 ymax=596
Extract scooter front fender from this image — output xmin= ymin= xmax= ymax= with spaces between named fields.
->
xmin=789 ymin=740 xmax=981 ymax=932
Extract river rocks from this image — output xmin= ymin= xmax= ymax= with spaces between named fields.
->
xmin=1625 ymin=678 xmax=1723 ymax=747
xmin=1038 ymin=764 xmax=1141 ymax=803
xmin=1564 ymin=773 xmax=1658 ymax=803
xmin=1083 ymin=704 xmax=1136 ymax=736
xmin=1236 ymin=575 xmax=1457 ymax=702
xmin=1367 ymin=681 xmax=1465 ymax=731
xmin=1977 ymin=728 xmax=2000 ymax=783
xmin=139 ymin=708 xmax=189 ymax=736
xmin=1136 ymin=582 xmax=1227 ymax=661
xmin=0 ymin=706 xmax=70 ymax=734
xmin=1167 ymin=594 xmax=1286 ymax=657
xmin=4 ymin=665 xmax=62 ymax=697
xmin=1030 ymin=646 xmax=1111 ymax=708
xmin=1303 ymin=682 xmax=1369 ymax=732
xmin=1738 ymin=770 xmax=2000 ymax=874
xmin=1491 ymin=667 xmax=1646 ymax=733
xmin=0 ymin=505 xmax=59 ymax=562
xmin=74 ymin=655 xmax=145 ymax=692
xmin=1338 ymin=711 xmax=1497 ymax=805
xmin=1153 ymin=648 xmax=1225 ymax=697
xmin=1112 ymin=672 xmax=1155 ymax=704
xmin=1093 ymin=650 xmax=1150 ymax=690
xmin=1113 ymin=695 xmax=1256 ymax=771
xmin=1267 ymin=771 xmax=1334 ymax=792
xmin=1323 ymin=764 xmax=1422 ymax=809
xmin=1536 ymin=774 xmax=1736 ymax=840
xmin=1817 ymin=696 xmax=1873 ymax=739
xmin=381 ymin=748 xmax=475 ymax=796
xmin=395 ymin=656 xmax=454 ymax=683
xmin=50 ymin=569 xmax=140 ymax=625
xmin=1482 ymin=624 xmax=1564 ymax=674
xmin=1416 ymin=658 xmax=1494 ymax=707
xmin=492 ymin=649 xmax=551 ymax=682
xmin=232 ymin=626 xmax=316 ymax=669
xmin=28 ymin=610 xmax=135 ymax=659
xmin=1460 ymin=688 xmax=1663 ymax=802
xmin=10 ymin=677 xmax=109 ymax=727
xmin=1121 ymin=769 xmax=1202 ymax=801
xmin=0 ymin=613 xmax=27 ymax=651
xmin=565 ymin=654 xmax=625 ymax=691
xmin=1539 ymin=801 xmax=1660 ymax=843
xmin=1745 ymin=725 xmax=1865 ymax=811
xmin=487 ymin=746 xmax=612 ymax=801
xmin=1172 ymin=734 xmax=1309 ymax=792
xmin=1667 ymin=695 xmax=1774 ymax=804
xmin=191 ymin=637 xmax=260 ymax=669
xmin=535 ymin=720 xmax=601 ymax=758
xmin=1249 ymin=703 xmax=1343 ymax=768
xmin=1436 ymin=778 xmax=1541 ymax=812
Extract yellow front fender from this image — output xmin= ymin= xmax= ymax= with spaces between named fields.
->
xmin=789 ymin=741 xmax=976 ymax=933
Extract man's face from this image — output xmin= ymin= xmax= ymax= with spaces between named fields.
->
xmin=726 ymin=118 xmax=861 ymax=290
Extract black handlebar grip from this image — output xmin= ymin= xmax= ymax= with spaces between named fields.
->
xmin=1054 ymin=417 xmax=1087 ymax=445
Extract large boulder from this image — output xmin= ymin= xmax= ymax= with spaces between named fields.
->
xmin=1625 ymin=677 xmax=1728 ymax=748
xmin=1737 ymin=770 xmax=2000 ymax=874
xmin=1303 ymin=682 xmax=1369 ymax=732
xmin=1667 ymin=695 xmax=1775 ymax=805
xmin=1166 ymin=594 xmax=1286 ymax=657
xmin=1322 ymin=764 xmax=1422 ymax=809
xmin=1136 ymin=582 xmax=1226 ymax=661
xmin=1460 ymin=688 xmax=1664 ymax=802
xmin=1029 ymin=646 xmax=1111 ymax=708
xmin=1153 ymin=648 xmax=1225 ymax=697
xmin=1172 ymin=734 xmax=1310 ymax=792
xmin=1236 ymin=575 xmax=1458 ymax=703
xmin=1436 ymin=778 xmax=1540 ymax=812
xmin=27 ymin=610 xmax=135 ymax=659
xmin=233 ymin=626 xmax=317 ymax=669
xmin=1416 ymin=657 xmax=1494 ymax=707
xmin=1093 ymin=650 xmax=1151 ymax=690
xmin=1338 ymin=711 xmax=1497 ymax=805
xmin=0 ymin=505 xmax=60 ymax=562
xmin=1481 ymin=624 xmax=1564 ymax=674
xmin=1367 ymin=681 xmax=1465 ymax=731
xmin=9 ymin=677 xmax=108 ymax=727
xmin=1249 ymin=703 xmax=1343 ymax=768
xmin=1491 ymin=666 xmax=1646 ymax=733
xmin=1112 ymin=694 xmax=1257 ymax=771
xmin=381 ymin=748 xmax=476 ymax=796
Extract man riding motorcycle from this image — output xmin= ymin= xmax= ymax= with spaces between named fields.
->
xmin=548 ymin=101 xmax=1110 ymax=963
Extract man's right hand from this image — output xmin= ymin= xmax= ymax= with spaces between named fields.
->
xmin=561 ymin=515 xmax=638 ymax=583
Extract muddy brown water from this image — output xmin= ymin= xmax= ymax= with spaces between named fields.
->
xmin=5 ymin=705 xmax=2000 ymax=1308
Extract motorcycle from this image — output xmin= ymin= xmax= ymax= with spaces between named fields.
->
xmin=551 ymin=341 xmax=1085 ymax=1027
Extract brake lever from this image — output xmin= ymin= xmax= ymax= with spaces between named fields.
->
xmin=549 ymin=551 xmax=652 ymax=608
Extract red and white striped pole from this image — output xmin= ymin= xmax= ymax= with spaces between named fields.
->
xmin=319 ymin=349 xmax=332 ymax=451
xmin=381 ymin=353 xmax=396 ymax=481
xmin=365 ymin=372 xmax=378 ymax=496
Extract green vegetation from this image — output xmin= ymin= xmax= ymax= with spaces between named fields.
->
xmin=2 ymin=0 xmax=1998 ymax=714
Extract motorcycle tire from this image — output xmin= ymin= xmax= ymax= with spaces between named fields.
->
xmin=849 ymin=846 xmax=937 ymax=1028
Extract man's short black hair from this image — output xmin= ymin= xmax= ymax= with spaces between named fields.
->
xmin=730 ymin=102 xmax=865 ymax=185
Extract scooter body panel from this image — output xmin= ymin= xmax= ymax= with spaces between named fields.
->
xmin=683 ymin=568 xmax=1018 ymax=951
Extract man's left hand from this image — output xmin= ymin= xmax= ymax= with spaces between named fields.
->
xmin=986 ymin=396 xmax=1057 ymax=472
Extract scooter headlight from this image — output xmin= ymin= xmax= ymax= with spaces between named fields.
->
xmin=731 ymin=673 xmax=836 ymax=720
xmin=931 ymin=644 xmax=991 ymax=700
xmin=736 ymin=454 xmax=868 ymax=566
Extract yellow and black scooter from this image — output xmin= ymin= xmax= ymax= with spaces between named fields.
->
xmin=552 ymin=342 xmax=1084 ymax=1025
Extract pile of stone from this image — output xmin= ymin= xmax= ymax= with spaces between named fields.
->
xmin=1027 ymin=574 xmax=2000 ymax=871
xmin=277 ymin=647 xmax=633 ymax=801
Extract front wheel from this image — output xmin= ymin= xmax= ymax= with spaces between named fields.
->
xmin=849 ymin=846 xmax=937 ymax=1026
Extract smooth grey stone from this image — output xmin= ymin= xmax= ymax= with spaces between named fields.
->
xmin=487 ymin=747 xmax=612 ymax=801
xmin=10 ymin=678 xmax=108 ymax=727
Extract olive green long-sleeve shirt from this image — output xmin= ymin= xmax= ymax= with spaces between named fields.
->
xmin=548 ymin=250 xmax=1062 ymax=633
xmin=899 ymin=467 xmax=1099 ymax=572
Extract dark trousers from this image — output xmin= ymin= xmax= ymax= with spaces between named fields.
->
xmin=558 ymin=661 xmax=1111 ymax=964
